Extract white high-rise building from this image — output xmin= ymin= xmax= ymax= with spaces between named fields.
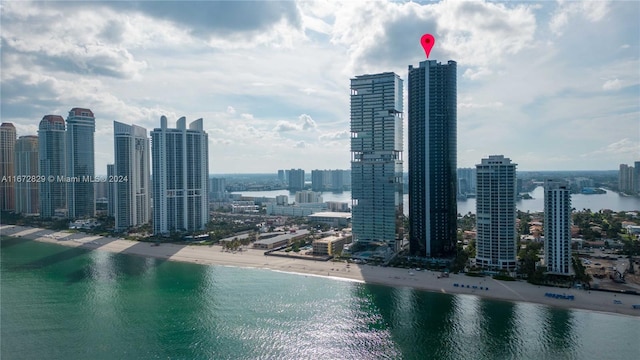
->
xmin=113 ymin=121 xmax=151 ymax=231
xmin=350 ymin=72 xmax=404 ymax=250
xmin=475 ymin=155 xmax=517 ymax=271
xmin=295 ymin=190 xmax=323 ymax=204
xmin=151 ymin=116 xmax=209 ymax=235
xmin=14 ymin=135 xmax=39 ymax=214
xmin=66 ymin=108 xmax=95 ymax=219
xmin=38 ymin=115 xmax=66 ymax=218
xmin=544 ymin=180 xmax=572 ymax=275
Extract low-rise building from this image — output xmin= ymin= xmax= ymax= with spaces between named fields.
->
xmin=312 ymin=235 xmax=347 ymax=256
xmin=307 ymin=212 xmax=352 ymax=227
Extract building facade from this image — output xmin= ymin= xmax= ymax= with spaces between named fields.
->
xmin=619 ymin=163 xmax=636 ymax=194
xmin=475 ymin=155 xmax=517 ymax=271
xmin=38 ymin=115 xmax=66 ymax=218
xmin=350 ymin=72 xmax=404 ymax=250
xmin=113 ymin=121 xmax=151 ymax=231
xmin=0 ymin=123 xmax=16 ymax=211
xmin=295 ymin=190 xmax=323 ymax=204
xmin=288 ymin=169 xmax=305 ymax=191
xmin=408 ymin=60 xmax=457 ymax=257
xmin=151 ymin=116 xmax=209 ymax=235
xmin=66 ymin=108 xmax=95 ymax=219
xmin=14 ymin=135 xmax=39 ymax=214
xmin=209 ymin=177 xmax=227 ymax=201
xmin=544 ymin=180 xmax=572 ymax=275
xmin=107 ymin=164 xmax=115 ymax=217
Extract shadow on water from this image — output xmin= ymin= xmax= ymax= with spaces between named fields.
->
xmin=354 ymin=265 xmax=457 ymax=360
xmin=478 ymin=300 xmax=517 ymax=359
xmin=542 ymin=308 xmax=576 ymax=353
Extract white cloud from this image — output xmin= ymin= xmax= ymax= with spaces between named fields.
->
xmin=550 ymin=0 xmax=610 ymax=36
xmin=226 ymin=106 xmax=236 ymax=114
xmin=602 ymin=79 xmax=623 ymax=91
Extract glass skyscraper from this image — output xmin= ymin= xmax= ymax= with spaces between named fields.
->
xmin=14 ymin=135 xmax=39 ymax=214
xmin=350 ymin=72 xmax=404 ymax=250
xmin=66 ymin=108 xmax=95 ymax=219
xmin=151 ymin=116 xmax=209 ymax=235
xmin=38 ymin=115 xmax=66 ymax=218
xmin=408 ymin=60 xmax=457 ymax=257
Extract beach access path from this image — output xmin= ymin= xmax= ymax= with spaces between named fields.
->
xmin=2 ymin=225 xmax=639 ymax=318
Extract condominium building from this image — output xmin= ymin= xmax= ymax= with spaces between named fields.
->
xmin=408 ymin=60 xmax=457 ymax=257
xmin=66 ymin=108 xmax=95 ymax=219
xmin=14 ymin=135 xmax=39 ymax=214
xmin=619 ymin=163 xmax=635 ymax=194
xmin=295 ymin=190 xmax=323 ymax=204
xmin=209 ymin=177 xmax=227 ymax=201
xmin=288 ymin=169 xmax=305 ymax=191
xmin=151 ymin=116 xmax=209 ymax=235
xmin=350 ymin=72 xmax=404 ymax=250
xmin=113 ymin=121 xmax=151 ymax=231
xmin=544 ymin=180 xmax=572 ymax=275
xmin=457 ymin=168 xmax=476 ymax=197
xmin=38 ymin=115 xmax=66 ymax=218
xmin=475 ymin=155 xmax=517 ymax=271
xmin=0 ymin=123 xmax=16 ymax=211
xmin=107 ymin=164 xmax=115 ymax=217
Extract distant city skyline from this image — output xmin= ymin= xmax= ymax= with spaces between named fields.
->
xmin=1 ymin=1 xmax=637 ymax=173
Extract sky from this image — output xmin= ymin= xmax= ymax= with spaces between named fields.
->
xmin=1 ymin=0 xmax=639 ymax=174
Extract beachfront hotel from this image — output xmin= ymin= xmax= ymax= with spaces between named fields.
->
xmin=66 ymin=108 xmax=96 ymax=219
xmin=407 ymin=60 xmax=458 ymax=257
xmin=113 ymin=121 xmax=151 ymax=231
xmin=14 ymin=135 xmax=39 ymax=214
xmin=151 ymin=116 xmax=209 ymax=235
xmin=544 ymin=180 xmax=572 ymax=275
xmin=350 ymin=72 xmax=404 ymax=251
xmin=0 ymin=122 xmax=17 ymax=211
xmin=475 ymin=155 xmax=517 ymax=271
xmin=38 ymin=115 xmax=66 ymax=218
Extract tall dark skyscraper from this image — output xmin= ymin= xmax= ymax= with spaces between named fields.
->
xmin=408 ymin=60 xmax=457 ymax=257
xmin=350 ymin=72 xmax=404 ymax=250
xmin=66 ymin=108 xmax=95 ymax=219
xmin=38 ymin=115 xmax=66 ymax=218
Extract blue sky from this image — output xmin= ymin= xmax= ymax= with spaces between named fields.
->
xmin=1 ymin=0 xmax=638 ymax=173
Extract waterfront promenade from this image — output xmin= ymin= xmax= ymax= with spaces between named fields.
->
xmin=2 ymin=224 xmax=639 ymax=317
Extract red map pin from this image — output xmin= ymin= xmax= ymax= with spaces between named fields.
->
xmin=420 ymin=34 xmax=435 ymax=59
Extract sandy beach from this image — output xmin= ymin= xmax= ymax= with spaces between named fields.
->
xmin=2 ymin=224 xmax=640 ymax=318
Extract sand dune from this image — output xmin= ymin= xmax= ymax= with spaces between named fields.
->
xmin=2 ymin=225 xmax=639 ymax=317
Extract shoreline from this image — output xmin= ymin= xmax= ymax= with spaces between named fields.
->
xmin=2 ymin=224 xmax=640 ymax=318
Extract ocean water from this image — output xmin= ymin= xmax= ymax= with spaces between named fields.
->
xmin=2 ymin=237 xmax=639 ymax=360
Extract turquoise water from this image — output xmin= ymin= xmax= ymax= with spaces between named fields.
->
xmin=2 ymin=237 xmax=639 ymax=359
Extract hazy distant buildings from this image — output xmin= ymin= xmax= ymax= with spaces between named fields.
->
xmin=151 ymin=116 xmax=209 ymax=235
xmin=113 ymin=121 xmax=151 ymax=231
xmin=210 ymin=177 xmax=227 ymax=201
xmin=408 ymin=60 xmax=457 ymax=257
xmin=0 ymin=123 xmax=16 ymax=211
xmin=619 ymin=163 xmax=636 ymax=194
xmin=288 ymin=169 xmax=305 ymax=191
xmin=635 ymin=161 xmax=640 ymax=195
xmin=38 ymin=115 xmax=66 ymax=218
xmin=14 ymin=135 xmax=39 ymax=214
xmin=107 ymin=164 xmax=115 ymax=217
xmin=457 ymin=168 xmax=476 ymax=197
xmin=295 ymin=190 xmax=323 ymax=204
xmin=350 ymin=72 xmax=404 ymax=250
xmin=311 ymin=169 xmax=351 ymax=191
xmin=544 ymin=180 xmax=572 ymax=275
xmin=277 ymin=169 xmax=286 ymax=183
xmin=475 ymin=155 xmax=517 ymax=271
xmin=66 ymin=108 xmax=95 ymax=219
